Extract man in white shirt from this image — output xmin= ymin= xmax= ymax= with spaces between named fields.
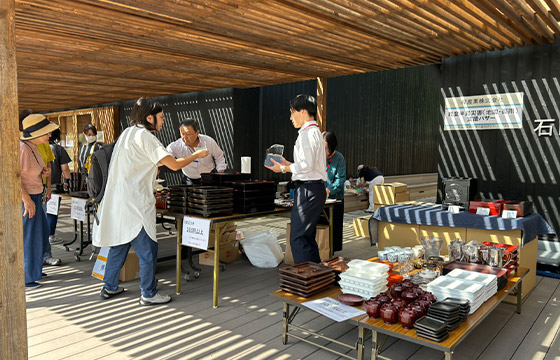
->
xmin=166 ymin=118 xmax=227 ymax=184
xmin=265 ymin=94 xmax=327 ymax=264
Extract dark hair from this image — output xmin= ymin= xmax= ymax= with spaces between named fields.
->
xmin=347 ymin=175 xmax=355 ymax=180
xmin=130 ymin=97 xmax=163 ymax=131
xmin=289 ymin=94 xmax=317 ymax=118
xmin=323 ymin=131 xmax=337 ymax=154
xmin=19 ymin=109 xmax=34 ymax=131
xmin=50 ymin=128 xmax=61 ymax=143
xmin=83 ymin=124 xmax=98 ymax=135
xmin=180 ymin=118 xmax=200 ymax=133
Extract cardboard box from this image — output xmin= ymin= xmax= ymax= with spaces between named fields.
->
xmin=92 ymin=247 xmax=140 ymax=282
xmin=199 ymin=240 xmax=240 ymax=266
xmin=285 ymin=223 xmax=330 ymax=265
xmin=119 ymin=251 xmax=140 ymax=282
xmin=374 ymin=183 xmax=408 ymax=205
xmin=353 ymin=216 xmax=371 ymax=238
xmin=377 ymin=222 xmax=420 ymax=250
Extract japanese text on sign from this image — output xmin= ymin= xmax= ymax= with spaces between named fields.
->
xmin=182 ymin=217 xmax=211 ymax=250
xmin=71 ymin=198 xmax=87 ymax=222
xmin=444 ymin=92 xmax=524 ymax=130
xmin=46 ymin=194 xmax=60 ymax=215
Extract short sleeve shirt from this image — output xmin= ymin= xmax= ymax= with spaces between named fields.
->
xmin=92 ymin=126 xmax=170 ymax=247
xmin=20 ymin=141 xmax=45 ymax=195
xmin=49 ymin=143 xmax=72 ymax=185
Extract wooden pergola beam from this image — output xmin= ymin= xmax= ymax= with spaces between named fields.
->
xmin=0 ymin=0 xmax=28 ymax=359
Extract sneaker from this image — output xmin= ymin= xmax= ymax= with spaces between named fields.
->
xmin=365 ymin=208 xmax=375 ymax=213
xmin=100 ymin=287 xmax=126 ymax=300
xmin=139 ymin=292 xmax=172 ymax=306
xmin=25 ymin=282 xmax=42 ymax=289
xmin=43 ymin=257 xmax=62 ymax=266
xmin=49 ymin=236 xmax=64 ymax=245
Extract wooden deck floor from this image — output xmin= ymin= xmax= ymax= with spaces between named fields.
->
xmin=26 ymin=206 xmax=560 ymax=360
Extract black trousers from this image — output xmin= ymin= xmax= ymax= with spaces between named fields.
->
xmin=290 ymin=182 xmax=326 ymax=264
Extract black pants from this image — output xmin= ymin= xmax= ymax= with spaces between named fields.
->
xmin=290 ymin=182 xmax=326 ymax=264
xmin=181 ymin=175 xmax=201 ymax=186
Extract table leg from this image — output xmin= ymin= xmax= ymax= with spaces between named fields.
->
xmin=357 ymin=326 xmax=365 ymax=360
xmin=371 ymin=330 xmax=378 ymax=360
xmin=282 ymin=302 xmax=289 ymax=344
xmin=176 ymin=220 xmax=182 ymax=295
xmin=328 ymin=205 xmax=334 ymax=257
xmin=516 ymin=279 xmax=523 ymax=314
xmin=213 ymin=223 xmax=222 ymax=308
xmin=445 ymin=351 xmax=453 ymax=360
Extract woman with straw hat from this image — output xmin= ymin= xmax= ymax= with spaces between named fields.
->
xmin=20 ymin=114 xmax=59 ymax=289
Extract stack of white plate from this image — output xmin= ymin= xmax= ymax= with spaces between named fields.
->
xmin=445 ymin=269 xmax=498 ymax=302
xmin=338 ymin=260 xmax=389 ymax=299
xmin=427 ymin=276 xmax=485 ymax=314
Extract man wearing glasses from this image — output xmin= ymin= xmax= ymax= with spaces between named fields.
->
xmin=166 ymin=118 xmax=227 ymax=184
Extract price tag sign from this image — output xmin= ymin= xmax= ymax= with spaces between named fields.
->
xmin=182 ymin=217 xmax=211 ymax=250
xmin=448 ymin=205 xmax=460 ymax=214
xmin=71 ymin=198 xmax=87 ymax=222
xmin=502 ymin=210 xmax=518 ymax=219
xmin=46 ymin=194 xmax=60 ymax=215
xmin=476 ymin=207 xmax=491 ymax=216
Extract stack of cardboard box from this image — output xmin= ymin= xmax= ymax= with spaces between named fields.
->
xmin=373 ymin=182 xmax=409 ymax=209
xmin=199 ymin=222 xmax=240 ymax=266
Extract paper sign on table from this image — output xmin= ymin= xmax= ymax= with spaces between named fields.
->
xmin=46 ymin=194 xmax=60 ymax=215
xmin=303 ymin=297 xmax=365 ymax=322
xmin=476 ymin=207 xmax=491 ymax=216
xmin=448 ymin=205 xmax=460 ymax=214
xmin=71 ymin=198 xmax=87 ymax=222
xmin=182 ymin=216 xmax=212 ymax=250
xmin=502 ymin=210 xmax=518 ymax=219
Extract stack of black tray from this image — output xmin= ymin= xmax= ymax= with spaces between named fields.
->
xmin=187 ymin=186 xmax=233 ymax=217
xmin=225 ymin=180 xmax=276 ymax=213
xmin=167 ymin=185 xmax=191 ymax=213
xmin=200 ymin=172 xmax=251 ymax=186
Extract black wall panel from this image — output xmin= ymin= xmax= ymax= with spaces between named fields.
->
xmin=438 ymin=40 xmax=560 ymax=239
xmin=119 ymin=89 xmax=235 ymax=185
xmin=327 ymin=65 xmax=441 ymax=177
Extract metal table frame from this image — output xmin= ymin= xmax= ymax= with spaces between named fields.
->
xmin=361 ymin=268 xmax=528 ymax=360
xmin=271 ymin=268 xmax=528 ymax=360
xmin=167 ymin=203 xmax=336 ymax=308
xmin=271 ymin=287 xmax=366 ymax=360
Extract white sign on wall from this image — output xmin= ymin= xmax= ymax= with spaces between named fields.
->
xmin=444 ymin=92 xmax=524 ymax=130
xmin=182 ymin=217 xmax=212 ymax=250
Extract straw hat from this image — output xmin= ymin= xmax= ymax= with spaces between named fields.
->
xmin=20 ymin=114 xmax=59 ymax=140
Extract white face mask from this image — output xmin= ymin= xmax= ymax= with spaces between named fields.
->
xmin=85 ymin=135 xmax=97 ymax=144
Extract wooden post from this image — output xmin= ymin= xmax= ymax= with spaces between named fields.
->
xmin=0 ymin=0 xmax=29 ymax=359
xmin=316 ymin=77 xmax=327 ymax=132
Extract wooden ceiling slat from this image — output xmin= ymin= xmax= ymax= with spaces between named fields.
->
xmin=520 ymin=0 xmax=560 ymax=34
xmin=407 ymin=0 xmax=501 ymax=51
xmin=12 ymin=0 xmax=560 ymax=112
xmin=295 ymin=0 xmax=466 ymax=57
xmin=452 ymin=0 xmax=524 ymax=46
xmin=507 ymin=0 xmax=555 ymax=39
xmin=543 ymin=0 xmax=560 ymax=19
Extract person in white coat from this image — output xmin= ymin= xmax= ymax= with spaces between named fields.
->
xmin=93 ymin=97 xmax=209 ymax=305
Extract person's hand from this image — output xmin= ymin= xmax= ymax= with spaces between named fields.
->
xmin=194 ymin=149 xmax=209 ymax=159
xmin=22 ymin=194 xmax=35 ymax=218
xmin=279 ymin=156 xmax=291 ymax=167
xmin=326 ymin=188 xmax=331 ymax=198
xmin=46 ymin=187 xmax=52 ymax=202
xmin=265 ymin=158 xmax=282 ymax=173
xmin=41 ymin=167 xmax=51 ymax=177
